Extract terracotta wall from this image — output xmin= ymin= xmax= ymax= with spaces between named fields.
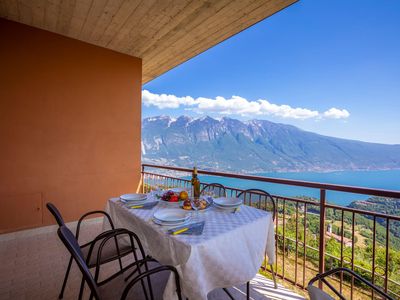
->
xmin=0 ymin=19 xmax=142 ymax=233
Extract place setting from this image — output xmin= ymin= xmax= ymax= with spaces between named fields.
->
xmin=151 ymin=208 xmax=206 ymax=235
xmin=119 ymin=193 xmax=159 ymax=209
xmin=152 ymin=209 xmax=191 ymax=226
xmin=152 ymin=192 xmax=211 ymax=235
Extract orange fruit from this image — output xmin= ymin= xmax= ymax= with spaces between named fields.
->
xmin=179 ymin=191 xmax=189 ymax=200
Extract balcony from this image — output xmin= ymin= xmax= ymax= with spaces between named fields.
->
xmin=140 ymin=164 xmax=400 ymax=299
xmin=1 ymin=1 xmax=399 ymax=299
xmin=1 ymin=163 xmax=398 ymax=299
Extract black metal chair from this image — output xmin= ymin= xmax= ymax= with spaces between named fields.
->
xmin=237 ymin=189 xmax=276 ymax=220
xmin=46 ymin=203 xmax=132 ymax=299
xmin=233 ymin=189 xmax=277 ymax=300
xmin=308 ymin=267 xmax=395 ymax=300
xmin=200 ymin=183 xmax=227 ymax=197
xmin=57 ymin=225 xmax=183 ymax=300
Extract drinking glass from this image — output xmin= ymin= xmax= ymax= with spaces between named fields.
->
xmin=203 ymin=190 xmax=215 ymax=197
xmin=151 ymin=183 xmax=164 ymax=200
xmin=202 ymin=191 xmax=215 ymax=206
xmin=191 ymin=198 xmax=202 ymax=220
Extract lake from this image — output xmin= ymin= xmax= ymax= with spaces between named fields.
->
xmin=194 ymin=169 xmax=400 ymax=206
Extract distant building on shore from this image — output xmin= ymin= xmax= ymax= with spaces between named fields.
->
xmin=326 ymin=224 xmax=353 ymax=247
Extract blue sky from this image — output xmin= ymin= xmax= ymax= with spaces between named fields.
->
xmin=143 ymin=0 xmax=400 ymax=145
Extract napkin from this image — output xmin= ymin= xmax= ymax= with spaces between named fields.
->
xmin=126 ymin=201 xmax=158 ymax=209
xmin=168 ymin=221 xmax=205 ymax=235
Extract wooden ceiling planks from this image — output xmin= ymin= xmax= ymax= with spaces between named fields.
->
xmin=0 ymin=0 xmax=297 ymax=83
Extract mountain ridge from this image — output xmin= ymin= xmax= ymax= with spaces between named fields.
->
xmin=141 ymin=115 xmax=400 ymax=172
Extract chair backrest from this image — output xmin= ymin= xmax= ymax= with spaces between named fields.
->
xmin=237 ymin=189 xmax=276 ymax=220
xmin=200 ymin=183 xmax=227 ymax=197
xmin=121 ymin=265 xmax=183 ymax=300
xmin=57 ymin=226 xmax=100 ymax=298
xmin=308 ymin=267 xmax=395 ymax=300
xmin=46 ymin=202 xmax=65 ymax=227
xmin=59 ymin=226 xmax=183 ymax=300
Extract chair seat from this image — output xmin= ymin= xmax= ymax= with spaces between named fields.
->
xmin=81 ymin=237 xmax=134 ymax=268
xmin=308 ymin=285 xmax=335 ymax=300
xmin=98 ymin=261 xmax=170 ymax=300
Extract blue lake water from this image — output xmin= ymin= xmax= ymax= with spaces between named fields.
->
xmin=193 ymin=170 xmax=400 ymax=206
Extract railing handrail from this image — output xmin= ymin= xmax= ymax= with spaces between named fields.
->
xmin=142 ymin=169 xmax=400 ymax=220
xmin=142 ymin=164 xmax=400 ymax=198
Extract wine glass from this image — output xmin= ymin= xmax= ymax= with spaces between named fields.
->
xmin=190 ymin=198 xmax=202 ymax=221
xmin=202 ymin=190 xmax=214 ymax=197
xmin=201 ymin=190 xmax=215 ymax=206
xmin=151 ymin=183 xmax=164 ymax=200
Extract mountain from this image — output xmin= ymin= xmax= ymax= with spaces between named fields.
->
xmin=141 ymin=115 xmax=400 ymax=172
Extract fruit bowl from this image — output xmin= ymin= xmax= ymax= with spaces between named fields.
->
xmin=159 ymin=190 xmax=189 ymax=206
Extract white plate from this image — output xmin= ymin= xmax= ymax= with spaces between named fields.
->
xmin=214 ymin=203 xmax=241 ymax=210
xmin=213 ymin=197 xmax=242 ymax=207
xmin=120 ymin=193 xmax=147 ymax=202
xmin=153 ymin=209 xmax=190 ymax=223
xmin=152 ymin=217 xmax=191 ymax=227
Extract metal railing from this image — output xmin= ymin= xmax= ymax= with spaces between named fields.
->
xmin=141 ymin=164 xmax=400 ymax=299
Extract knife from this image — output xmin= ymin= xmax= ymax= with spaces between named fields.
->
xmin=168 ymin=221 xmax=205 ymax=235
xmin=172 ymin=227 xmax=189 ymax=235
xmin=127 ymin=201 xmax=158 ymax=209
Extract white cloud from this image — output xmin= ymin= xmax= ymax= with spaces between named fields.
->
xmin=323 ymin=108 xmax=350 ymax=119
xmin=142 ymin=90 xmax=350 ymax=120
xmin=142 ymin=90 xmax=197 ymax=109
xmin=196 ymin=96 xmax=261 ymax=115
xmin=258 ymin=100 xmax=319 ymax=119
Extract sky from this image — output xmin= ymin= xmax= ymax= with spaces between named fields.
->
xmin=143 ymin=0 xmax=400 ymax=145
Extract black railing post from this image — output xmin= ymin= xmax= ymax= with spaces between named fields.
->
xmin=318 ymin=189 xmax=326 ymax=289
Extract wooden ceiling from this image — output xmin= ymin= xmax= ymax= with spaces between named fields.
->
xmin=0 ymin=0 xmax=297 ymax=83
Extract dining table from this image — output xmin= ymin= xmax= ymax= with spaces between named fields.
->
xmin=104 ymin=192 xmax=275 ymax=300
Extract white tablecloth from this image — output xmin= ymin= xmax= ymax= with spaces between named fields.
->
xmin=105 ymin=195 xmax=275 ymax=300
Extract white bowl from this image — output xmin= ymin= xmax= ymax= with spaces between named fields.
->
xmin=213 ymin=197 xmax=242 ymax=207
xmin=120 ymin=193 xmax=147 ymax=202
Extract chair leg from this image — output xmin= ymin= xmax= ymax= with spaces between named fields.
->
xmin=222 ymin=282 xmax=250 ymax=300
xmin=78 ymin=277 xmax=85 ymax=300
xmin=270 ymin=264 xmax=278 ymax=289
xmin=139 ymin=277 xmax=150 ymax=300
xmin=113 ymin=235 xmax=124 ymax=271
xmin=143 ymin=260 xmax=154 ymax=300
xmin=222 ymin=288 xmax=235 ymax=300
xmin=59 ymin=255 xmax=73 ymax=299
